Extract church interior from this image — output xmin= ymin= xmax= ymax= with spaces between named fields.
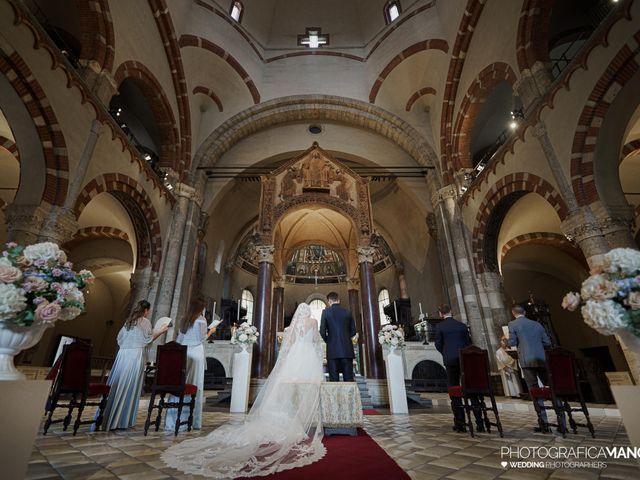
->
xmin=1 ymin=0 xmax=640 ymax=478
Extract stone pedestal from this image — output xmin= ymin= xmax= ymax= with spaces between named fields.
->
xmin=384 ymin=348 xmax=408 ymax=414
xmin=230 ymin=348 xmax=252 ymax=413
xmin=0 ymin=380 xmax=51 ymax=479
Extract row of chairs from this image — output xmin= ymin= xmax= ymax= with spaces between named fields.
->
xmin=449 ymin=345 xmax=594 ymax=438
xmin=43 ymin=341 xmax=198 ymax=436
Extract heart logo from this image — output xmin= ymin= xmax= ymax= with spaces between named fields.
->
xmin=501 ymin=461 xmax=508 ymax=468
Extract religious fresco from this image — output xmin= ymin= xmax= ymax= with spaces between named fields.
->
xmin=284 ymin=244 xmax=347 ymax=284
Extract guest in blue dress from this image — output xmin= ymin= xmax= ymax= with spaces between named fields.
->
xmin=98 ymin=300 xmax=168 ymax=430
xmin=165 ymin=298 xmax=216 ymax=431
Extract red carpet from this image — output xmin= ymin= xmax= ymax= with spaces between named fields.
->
xmin=250 ymin=429 xmax=409 ymax=480
xmin=363 ymin=409 xmax=382 ymax=415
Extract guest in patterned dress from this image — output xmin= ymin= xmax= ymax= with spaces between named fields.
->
xmin=165 ymin=298 xmax=216 ymax=431
xmin=97 ymin=300 xmax=168 ymax=430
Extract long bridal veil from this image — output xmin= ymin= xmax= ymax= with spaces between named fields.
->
xmin=161 ymin=303 xmax=326 ymax=478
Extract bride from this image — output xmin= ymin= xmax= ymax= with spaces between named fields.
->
xmin=161 ymin=303 xmax=326 ymax=478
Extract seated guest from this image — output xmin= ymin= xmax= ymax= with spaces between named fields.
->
xmin=508 ymin=304 xmax=564 ymax=432
xmin=435 ymin=304 xmax=483 ymax=433
xmin=495 ymin=337 xmax=522 ymax=398
xmin=165 ymin=298 xmax=216 ymax=431
xmin=97 ymin=300 xmax=168 ymax=430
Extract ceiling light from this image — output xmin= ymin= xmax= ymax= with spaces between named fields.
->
xmin=509 ymin=120 xmax=518 ymax=130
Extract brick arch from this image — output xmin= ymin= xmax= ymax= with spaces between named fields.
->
xmin=621 ymin=139 xmax=640 ymax=160
xmin=193 ymin=86 xmax=223 ymax=112
xmin=73 ymin=174 xmax=162 ymax=272
xmin=439 ymin=0 xmax=487 ymax=183
xmin=471 ymin=174 xmax=569 ymax=274
xmin=64 ymin=226 xmax=129 ymax=250
xmin=0 ymin=136 xmax=19 ymax=162
xmin=451 ymin=62 xmax=518 ymax=170
xmin=515 ymin=0 xmax=555 ymax=73
xmin=114 ymin=60 xmax=180 ymax=171
xmin=75 ymin=0 xmax=115 ymax=72
xmin=368 ymin=39 xmax=448 ymax=103
xmin=500 ymin=232 xmax=585 ymax=266
xmin=405 ymin=87 xmax=436 ymax=112
xmin=0 ymin=48 xmax=69 ymax=206
xmin=179 ymin=34 xmax=260 ymax=104
xmin=570 ymin=32 xmax=640 ymax=206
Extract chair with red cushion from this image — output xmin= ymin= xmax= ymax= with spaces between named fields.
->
xmin=43 ymin=341 xmax=111 ymax=435
xmin=144 ymin=341 xmax=197 ymax=436
xmin=532 ymin=347 xmax=594 ymax=438
xmin=454 ymin=345 xmax=504 ymax=438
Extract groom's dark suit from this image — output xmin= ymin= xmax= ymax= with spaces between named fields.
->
xmin=320 ymin=303 xmax=356 ymax=381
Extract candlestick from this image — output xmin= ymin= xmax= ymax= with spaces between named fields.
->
xmin=419 ymin=302 xmax=423 ymax=315
xmin=393 ymin=300 xmax=398 ymax=323
xmin=213 ymin=301 xmax=216 ymax=314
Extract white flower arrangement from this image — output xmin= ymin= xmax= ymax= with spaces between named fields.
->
xmin=562 ymin=248 xmax=640 ymax=337
xmin=0 ymin=242 xmax=94 ymax=327
xmin=230 ymin=321 xmax=259 ymax=346
xmin=378 ymin=324 xmax=405 ymax=349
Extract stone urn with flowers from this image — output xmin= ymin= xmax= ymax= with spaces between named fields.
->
xmin=0 ymin=242 xmax=94 ymax=380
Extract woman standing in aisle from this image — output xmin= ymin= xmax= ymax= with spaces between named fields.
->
xmin=165 ymin=298 xmax=216 ymax=431
xmin=98 ymin=300 xmax=168 ymax=430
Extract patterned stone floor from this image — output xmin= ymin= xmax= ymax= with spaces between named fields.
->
xmin=26 ymin=404 xmax=639 ymax=480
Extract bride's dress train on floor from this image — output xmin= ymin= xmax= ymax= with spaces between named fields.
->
xmin=161 ymin=303 xmax=326 ymax=478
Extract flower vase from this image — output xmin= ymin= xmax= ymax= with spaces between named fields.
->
xmin=0 ymin=321 xmax=47 ymax=381
xmin=240 ymin=343 xmax=249 ymax=353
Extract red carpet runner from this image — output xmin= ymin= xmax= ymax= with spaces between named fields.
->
xmin=251 ymin=429 xmax=410 ymax=480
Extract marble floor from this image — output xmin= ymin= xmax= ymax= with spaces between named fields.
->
xmin=27 ymin=404 xmax=639 ymax=480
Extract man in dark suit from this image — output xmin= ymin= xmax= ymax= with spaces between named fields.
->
xmin=320 ymin=292 xmax=357 ymax=382
xmin=435 ymin=304 xmax=483 ymax=432
xmin=508 ymin=304 xmax=564 ymax=432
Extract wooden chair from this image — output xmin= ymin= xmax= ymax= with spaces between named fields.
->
xmin=144 ymin=341 xmax=197 ymax=436
xmin=43 ymin=341 xmax=110 ymax=435
xmin=529 ymin=347 xmax=595 ymax=438
xmin=448 ymin=345 xmax=504 ymax=438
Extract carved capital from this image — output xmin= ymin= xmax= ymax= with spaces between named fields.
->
xmin=430 ymin=184 xmax=457 ymax=207
xmin=347 ymin=277 xmax=360 ymax=290
xmin=175 ymin=182 xmax=203 ymax=207
xmin=4 ymin=203 xmax=49 ymax=244
xmin=255 ymin=245 xmax=275 ymax=264
xmin=40 ymin=207 xmax=79 ymax=245
xmin=356 ymin=246 xmax=376 ymax=264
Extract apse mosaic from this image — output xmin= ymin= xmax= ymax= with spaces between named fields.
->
xmin=284 ymin=244 xmax=347 ymax=284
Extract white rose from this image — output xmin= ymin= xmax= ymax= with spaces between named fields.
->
xmin=0 ymin=257 xmax=12 ymax=267
xmin=0 ymin=283 xmax=27 ymax=320
xmin=238 ymin=333 xmax=248 ymax=342
xmin=390 ymin=337 xmax=399 ymax=346
xmin=61 ymin=283 xmax=84 ymax=304
xmin=581 ymin=300 xmax=627 ymax=335
xmin=580 ymin=275 xmax=618 ymax=301
xmin=378 ymin=336 xmax=385 ymax=345
xmin=58 ymin=306 xmax=82 ymax=321
xmin=562 ymin=292 xmax=581 ymax=311
xmin=603 ymin=248 xmax=640 ymax=276
xmin=23 ymin=242 xmax=62 ymax=263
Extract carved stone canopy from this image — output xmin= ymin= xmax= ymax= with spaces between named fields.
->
xmin=257 ymin=143 xmax=373 ymax=243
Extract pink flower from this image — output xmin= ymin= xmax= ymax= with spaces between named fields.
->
xmin=33 ymin=296 xmax=47 ymax=305
xmin=35 ymin=301 xmax=61 ymax=325
xmin=0 ymin=264 xmax=22 ymax=283
xmin=24 ymin=276 xmax=47 ymax=293
xmin=52 ymin=268 xmax=63 ymax=277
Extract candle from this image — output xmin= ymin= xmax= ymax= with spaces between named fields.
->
xmin=419 ymin=302 xmax=423 ymax=315
xmin=393 ymin=300 xmax=398 ymax=323
xmin=237 ymin=298 xmax=241 ymax=321
xmin=213 ymin=301 xmax=216 ymax=314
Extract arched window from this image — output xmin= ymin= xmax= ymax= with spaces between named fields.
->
xmin=378 ymin=288 xmax=390 ymax=325
xmin=241 ymin=289 xmax=254 ymax=323
xmin=384 ymin=1 xmax=401 ymax=24
xmin=230 ymin=1 xmax=244 ymax=22
xmin=309 ymin=299 xmax=327 ymax=329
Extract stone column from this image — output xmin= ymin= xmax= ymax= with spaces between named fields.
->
xmin=561 ymin=208 xmax=610 ymax=267
xmin=4 ymin=204 xmax=49 ymax=245
xmin=478 ymin=271 xmax=511 ymax=339
xmin=357 ymin=246 xmax=384 ymax=379
xmin=153 ymin=183 xmax=197 ymax=322
xmin=514 ymin=62 xmax=553 ymax=112
xmin=253 ymin=245 xmax=274 ymax=378
xmin=348 ymin=278 xmax=363 ymax=373
xmin=395 ymin=260 xmax=409 ymax=299
xmin=272 ymin=279 xmax=285 ymax=333
xmin=128 ymin=266 xmax=155 ymax=310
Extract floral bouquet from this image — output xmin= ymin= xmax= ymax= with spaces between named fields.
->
xmin=230 ymin=321 xmax=259 ymax=346
xmin=378 ymin=324 xmax=405 ymax=349
xmin=561 ymin=248 xmax=640 ymax=338
xmin=0 ymin=242 xmax=94 ymax=327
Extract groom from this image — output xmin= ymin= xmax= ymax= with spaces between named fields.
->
xmin=320 ymin=292 xmax=357 ymax=382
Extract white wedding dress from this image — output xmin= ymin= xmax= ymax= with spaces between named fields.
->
xmin=161 ymin=303 xmax=326 ymax=478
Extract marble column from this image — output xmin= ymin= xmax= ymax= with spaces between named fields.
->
xmin=348 ymin=279 xmax=364 ymax=372
xmin=395 ymin=260 xmax=409 ymax=299
xmin=358 ymin=246 xmax=384 ymax=379
xmin=253 ymin=245 xmax=274 ymax=378
xmin=272 ymin=280 xmax=285 ymax=333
